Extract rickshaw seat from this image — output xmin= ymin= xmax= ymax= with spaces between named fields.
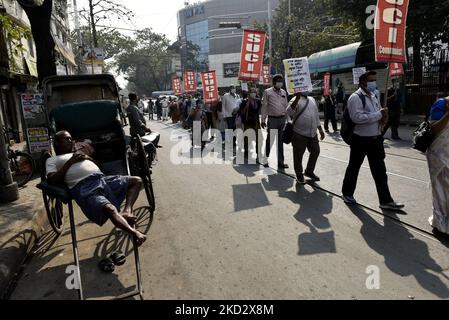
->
xmin=50 ymin=100 xmax=119 ymax=134
xmin=37 ymin=181 xmax=72 ymax=204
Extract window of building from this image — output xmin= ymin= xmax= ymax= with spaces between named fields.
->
xmin=186 ymin=20 xmax=209 ymax=62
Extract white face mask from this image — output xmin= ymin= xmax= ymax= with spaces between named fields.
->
xmin=231 ymin=89 xmax=236 ymax=94
xmin=275 ymin=82 xmax=284 ymax=89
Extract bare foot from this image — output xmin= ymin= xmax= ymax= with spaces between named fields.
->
xmin=134 ymin=231 xmax=147 ymax=246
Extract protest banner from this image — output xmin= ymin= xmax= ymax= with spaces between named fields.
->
xmin=172 ymin=77 xmax=183 ymax=96
xmin=201 ymin=71 xmax=219 ymax=103
xmin=283 ymin=57 xmax=313 ymax=95
xmin=239 ymin=30 xmax=266 ymax=81
xmin=184 ymin=70 xmax=197 ymax=93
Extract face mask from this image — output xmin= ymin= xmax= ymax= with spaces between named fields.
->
xmin=275 ymin=82 xmax=284 ymax=89
xmin=250 ymin=93 xmax=257 ymax=99
xmin=367 ymin=81 xmax=377 ymax=93
xmin=231 ymin=89 xmax=236 ymax=94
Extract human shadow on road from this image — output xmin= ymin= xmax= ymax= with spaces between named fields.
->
xmin=348 ymin=205 xmax=449 ymax=298
xmin=278 ymin=184 xmax=336 ymax=256
xmin=231 ymin=164 xmax=271 ymax=213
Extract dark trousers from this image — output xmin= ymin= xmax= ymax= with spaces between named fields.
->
xmin=292 ymin=132 xmax=320 ymax=177
xmin=324 ymin=105 xmax=338 ymax=131
xmin=243 ymin=123 xmax=260 ymax=160
xmin=342 ymin=135 xmax=394 ymax=204
xmin=225 ymin=116 xmax=236 ymax=146
xmin=382 ymin=110 xmax=401 ymax=138
xmin=265 ymin=116 xmax=286 ymax=165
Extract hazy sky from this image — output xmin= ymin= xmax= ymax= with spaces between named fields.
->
xmin=76 ymin=0 xmax=186 ymax=41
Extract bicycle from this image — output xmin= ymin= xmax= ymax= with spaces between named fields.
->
xmin=2 ymin=126 xmax=35 ymax=187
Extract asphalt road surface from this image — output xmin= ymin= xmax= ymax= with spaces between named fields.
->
xmin=10 ymin=119 xmax=449 ymax=300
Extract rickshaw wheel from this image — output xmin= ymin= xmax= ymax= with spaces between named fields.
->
xmin=134 ymin=136 xmax=156 ymax=213
xmin=40 ymin=151 xmax=65 ymax=234
xmin=43 ymin=192 xmax=65 ymax=234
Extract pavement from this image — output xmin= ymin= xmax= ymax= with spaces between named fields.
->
xmin=0 ymin=165 xmax=48 ymax=298
xmin=7 ymin=118 xmax=449 ymax=300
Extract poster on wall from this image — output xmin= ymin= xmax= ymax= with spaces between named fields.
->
xmin=283 ymin=57 xmax=313 ymax=95
xmin=21 ymin=94 xmax=44 ymax=120
xmin=20 ymin=94 xmax=50 ymax=155
xmin=27 ymin=128 xmax=51 ymax=153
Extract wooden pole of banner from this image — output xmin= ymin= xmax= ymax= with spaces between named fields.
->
xmin=383 ymin=64 xmax=391 ymax=108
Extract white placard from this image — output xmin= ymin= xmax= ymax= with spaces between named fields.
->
xmin=283 ymin=57 xmax=313 ymax=95
xmin=352 ymin=67 xmax=366 ymax=85
xmin=241 ymin=83 xmax=248 ymax=92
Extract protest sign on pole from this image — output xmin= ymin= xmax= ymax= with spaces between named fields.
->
xmin=238 ymin=29 xmax=266 ymax=82
xmin=282 ymin=57 xmax=313 ymax=95
xmin=323 ymin=73 xmax=331 ymax=96
xmin=183 ymin=70 xmax=197 ymax=93
xmin=374 ymin=0 xmax=410 ymax=64
xmin=389 ymin=63 xmax=404 ymax=77
xmin=352 ymin=67 xmax=367 ymax=85
xmin=172 ymin=77 xmax=183 ymax=96
xmin=260 ymin=64 xmax=271 ymax=86
xmin=201 ymin=71 xmax=219 ymax=103
xmin=241 ymin=83 xmax=249 ymax=92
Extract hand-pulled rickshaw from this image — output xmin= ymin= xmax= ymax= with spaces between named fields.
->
xmin=37 ymin=74 xmax=157 ymax=300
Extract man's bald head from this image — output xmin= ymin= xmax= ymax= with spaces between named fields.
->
xmin=54 ymin=131 xmax=74 ymax=155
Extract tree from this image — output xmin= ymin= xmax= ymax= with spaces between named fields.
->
xmin=77 ymin=0 xmax=135 ymax=48
xmin=16 ymin=0 xmax=56 ymax=83
xmin=114 ymin=28 xmax=172 ymax=95
xmin=260 ymin=0 xmax=360 ymax=72
xmin=332 ymin=0 xmax=449 ymax=84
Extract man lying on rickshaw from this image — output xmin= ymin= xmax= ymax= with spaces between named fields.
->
xmin=45 ymin=130 xmax=147 ymax=246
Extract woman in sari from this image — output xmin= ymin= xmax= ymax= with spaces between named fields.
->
xmin=427 ymin=96 xmax=449 ymax=236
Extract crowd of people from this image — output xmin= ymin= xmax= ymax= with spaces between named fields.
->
xmin=124 ymin=71 xmax=449 ymax=239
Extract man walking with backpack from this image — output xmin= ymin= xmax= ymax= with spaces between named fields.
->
xmin=341 ymin=71 xmax=404 ymax=211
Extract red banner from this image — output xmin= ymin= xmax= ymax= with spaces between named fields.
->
xmin=201 ymin=70 xmax=219 ymax=104
xmin=375 ymin=0 xmax=409 ymax=63
xmin=389 ymin=63 xmax=404 ymax=76
xmin=259 ymin=64 xmax=271 ymax=86
xmin=172 ymin=77 xmax=182 ymax=96
xmin=323 ymin=73 xmax=331 ymax=96
xmin=239 ymin=29 xmax=266 ymax=81
xmin=183 ymin=70 xmax=197 ymax=93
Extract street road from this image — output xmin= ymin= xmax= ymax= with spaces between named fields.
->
xmin=10 ymin=120 xmax=449 ymax=300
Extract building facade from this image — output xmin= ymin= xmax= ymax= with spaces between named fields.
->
xmin=177 ymin=0 xmax=279 ymax=89
xmin=0 ymin=0 xmax=75 ymax=143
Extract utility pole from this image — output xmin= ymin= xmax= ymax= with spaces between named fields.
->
xmin=72 ymin=0 xmax=83 ymax=74
xmin=286 ymin=0 xmax=292 ymax=59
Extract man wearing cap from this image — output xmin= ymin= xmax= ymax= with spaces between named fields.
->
xmin=261 ymin=74 xmax=289 ymax=169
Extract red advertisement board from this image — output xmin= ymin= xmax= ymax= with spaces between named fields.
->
xmin=389 ymin=63 xmax=404 ymax=76
xmin=259 ymin=64 xmax=271 ymax=86
xmin=238 ymin=30 xmax=266 ymax=81
xmin=183 ymin=70 xmax=197 ymax=93
xmin=172 ymin=77 xmax=182 ymax=96
xmin=374 ymin=0 xmax=410 ymax=63
xmin=323 ymin=73 xmax=331 ymax=96
xmin=201 ymin=71 xmax=219 ymax=103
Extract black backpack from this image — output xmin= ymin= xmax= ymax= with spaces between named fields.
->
xmin=340 ymin=93 xmax=366 ymax=145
